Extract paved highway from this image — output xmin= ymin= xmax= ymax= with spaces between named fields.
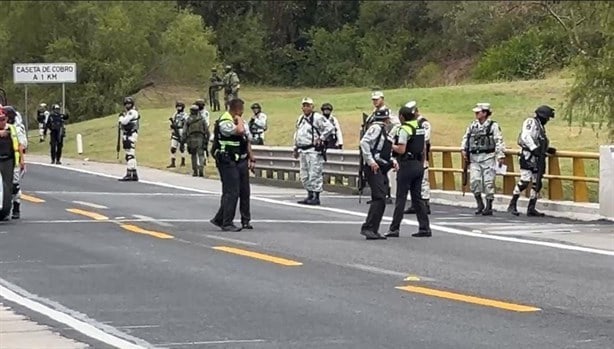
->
xmin=1 ymin=160 xmax=613 ymax=349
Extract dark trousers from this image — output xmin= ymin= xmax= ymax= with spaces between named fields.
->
xmin=213 ymin=158 xmax=250 ymax=226
xmin=49 ymin=130 xmax=64 ymax=162
xmin=390 ymin=160 xmax=430 ymax=232
xmin=361 ymin=165 xmax=388 ymax=234
xmin=213 ymin=158 xmax=240 ymax=227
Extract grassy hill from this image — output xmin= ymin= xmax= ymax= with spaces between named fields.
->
xmin=25 ymin=75 xmax=605 ymax=201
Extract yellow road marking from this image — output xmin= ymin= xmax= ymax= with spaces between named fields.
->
xmin=66 ymin=208 xmax=109 ymax=221
xmin=212 ymin=246 xmax=302 ymax=266
xmin=396 ymin=285 xmax=541 ymax=312
xmin=120 ymin=224 xmax=174 ymax=239
xmin=21 ymin=194 xmax=45 ymax=203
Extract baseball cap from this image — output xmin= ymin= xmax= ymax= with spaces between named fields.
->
xmin=472 ymin=103 xmax=491 ymax=112
xmin=371 ymin=91 xmax=384 ymax=100
xmin=301 ymin=97 xmax=314 ymax=105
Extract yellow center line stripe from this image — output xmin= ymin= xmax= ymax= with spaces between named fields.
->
xmin=21 ymin=194 xmax=45 ymax=203
xmin=120 ymin=224 xmax=174 ymax=239
xmin=396 ymin=285 xmax=541 ymax=313
xmin=212 ymin=246 xmax=303 ymax=266
xmin=66 ymin=208 xmax=109 ymax=221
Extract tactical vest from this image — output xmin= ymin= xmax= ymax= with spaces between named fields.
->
xmin=37 ymin=110 xmax=46 ymax=123
xmin=212 ymin=112 xmax=247 ymax=160
xmin=0 ymin=125 xmax=20 ymax=164
xmin=396 ymin=119 xmax=426 ymax=160
xmin=49 ymin=113 xmax=64 ymax=131
xmin=417 ymin=116 xmax=431 ymax=160
xmin=372 ymin=124 xmax=392 ymax=166
xmin=187 ymin=115 xmax=206 ymax=136
xmin=324 ymin=116 xmax=338 ymax=147
xmin=468 ymin=120 xmax=496 ymax=154
xmin=122 ymin=111 xmax=139 ymax=133
xmin=173 ymin=113 xmax=186 ymax=129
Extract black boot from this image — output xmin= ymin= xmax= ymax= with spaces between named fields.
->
xmin=306 ymin=191 xmax=321 ymax=205
xmin=298 ymin=191 xmax=313 ymax=204
xmin=118 ymin=169 xmax=131 ymax=181
xmin=166 ymin=158 xmax=176 ymax=168
xmin=180 ymin=157 xmax=186 ymax=167
xmin=527 ymin=198 xmax=545 ymax=217
xmin=482 ymin=199 xmax=493 ymax=216
xmin=474 ymin=194 xmax=484 ymax=215
xmin=11 ymin=202 xmax=20 ymax=219
xmin=507 ymin=195 xmax=520 ymax=216
xmin=131 ymin=169 xmax=139 ymax=181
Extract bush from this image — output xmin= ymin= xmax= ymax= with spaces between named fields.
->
xmin=414 ymin=62 xmax=444 ymax=87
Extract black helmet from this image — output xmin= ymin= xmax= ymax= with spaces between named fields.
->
xmin=251 ymin=103 xmax=261 ymax=110
xmin=372 ymin=108 xmax=390 ymax=121
xmin=535 ymin=105 xmax=555 ymax=119
xmin=175 ymin=101 xmax=185 ymax=110
xmin=194 ymin=98 xmax=205 ymax=110
xmin=321 ymin=102 xmax=333 ymax=111
xmin=189 ymin=104 xmax=199 ymax=114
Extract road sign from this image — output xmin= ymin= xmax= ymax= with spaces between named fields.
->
xmin=13 ymin=63 xmax=77 ymax=84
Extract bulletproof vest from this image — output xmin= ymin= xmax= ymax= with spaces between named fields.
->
xmin=37 ymin=110 xmax=46 ymax=123
xmin=0 ymin=132 xmax=13 ymax=159
xmin=248 ymin=118 xmax=259 ymax=134
xmin=187 ymin=115 xmax=205 ymax=136
xmin=417 ymin=117 xmax=431 ymax=160
xmin=468 ymin=120 xmax=496 ymax=154
xmin=324 ymin=116 xmax=338 ymax=146
xmin=214 ymin=112 xmax=247 ymax=158
xmin=49 ymin=113 xmax=64 ymax=131
xmin=173 ymin=112 xmax=186 ymax=129
xmin=397 ymin=120 xmax=426 ymax=158
xmin=122 ymin=110 xmax=139 ymax=133
xmin=372 ymin=124 xmax=392 ymax=165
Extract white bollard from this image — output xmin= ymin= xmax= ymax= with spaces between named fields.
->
xmin=76 ymin=134 xmax=83 ymax=155
xmin=599 ymin=145 xmax=614 ymax=220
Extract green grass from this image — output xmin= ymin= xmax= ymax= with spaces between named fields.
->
xmin=26 ymin=76 xmax=607 ymax=201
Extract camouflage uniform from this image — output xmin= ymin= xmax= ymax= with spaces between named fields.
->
xmin=460 ymin=103 xmax=506 ymax=215
xmin=222 ymin=65 xmax=240 ymax=110
xmin=209 ymin=69 xmax=222 ymax=112
xmin=293 ymin=97 xmax=334 ymax=205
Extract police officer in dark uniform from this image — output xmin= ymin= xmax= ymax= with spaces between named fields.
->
xmin=359 ymin=109 xmax=395 ymax=240
xmin=386 ymin=105 xmax=431 ymax=238
xmin=44 ymin=104 xmax=68 ymax=164
xmin=209 ymin=98 xmax=255 ymax=232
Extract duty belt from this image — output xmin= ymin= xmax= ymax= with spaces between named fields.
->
xmin=398 ymin=152 xmax=423 ymax=161
xmin=296 ymin=145 xmax=314 ymax=150
xmin=469 ymin=149 xmax=495 ymax=154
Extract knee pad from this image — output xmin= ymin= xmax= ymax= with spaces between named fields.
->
xmin=518 ymin=180 xmax=530 ymax=191
xmin=170 ymin=147 xmax=177 ymax=154
xmin=122 ymin=139 xmax=132 ymax=149
xmin=12 ymin=183 xmax=19 ymax=195
xmin=125 ymin=154 xmax=135 ymax=162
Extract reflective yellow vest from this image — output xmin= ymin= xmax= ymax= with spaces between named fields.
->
xmin=3 ymin=124 xmax=20 ymax=165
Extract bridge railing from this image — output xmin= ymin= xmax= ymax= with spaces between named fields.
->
xmin=251 ymin=146 xmax=600 ymax=203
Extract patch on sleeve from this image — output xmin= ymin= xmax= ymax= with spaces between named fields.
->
xmin=525 ymin=119 xmax=533 ymax=130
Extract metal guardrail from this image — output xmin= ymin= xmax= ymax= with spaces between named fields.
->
xmin=251 ymin=145 xmax=600 ymax=203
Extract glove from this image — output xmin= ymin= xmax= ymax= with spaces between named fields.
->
xmin=547 ymin=147 xmax=557 ymax=155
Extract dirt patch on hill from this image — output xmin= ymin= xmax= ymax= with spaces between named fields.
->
xmin=442 ymin=57 xmax=478 ymax=85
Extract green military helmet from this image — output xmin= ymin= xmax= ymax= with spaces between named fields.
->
xmin=251 ymin=103 xmax=261 ymax=110
xmin=175 ymin=100 xmax=185 ymax=109
xmin=224 ymin=65 xmax=232 ymax=72
xmin=189 ymin=104 xmax=199 ymax=115
xmin=321 ymin=102 xmax=333 ymax=111
xmin=194 ymin=98 xmax=205 ymax=109
xmin=211 ymin=68 xmax=217 ymax=72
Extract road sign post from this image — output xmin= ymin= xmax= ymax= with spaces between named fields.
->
xmin=12 ymin=62 xmax=77 ymax=127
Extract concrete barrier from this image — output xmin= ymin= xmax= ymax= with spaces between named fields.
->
xmin=599 ymin=145 xmax=614 ymax=220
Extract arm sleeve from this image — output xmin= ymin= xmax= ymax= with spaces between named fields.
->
xmin=255 ymin=113 xmax=267 ymax=129
xmin=360 ymin=125 xmax=379 ymax=165
xmin=492 ymin=122 xmax=506 ymax=159
xmin=119 ymin=110 xmax=138 ymax=125
xmin=218 ymin=120 xmax=237 ymax=137
xmin=334 ymin=116 xmax=343 ymax=145
xmin=520 ymin=119 xmax=538 ymax=151
xmin=422 ymin=119 xmax=431 ymax=142
xmin=316 ymin=114 xmax=335 ymax=141
xmin=397 ymin=128 xmax=409 ymax=145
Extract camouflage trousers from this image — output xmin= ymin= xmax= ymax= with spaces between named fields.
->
xmin=420 ymin=166 xmax=431 ymax=200
xmin=470 ymin=158 xmax=496 ymax=200
xmin=299 ymin=151 xmax=324 ymax=193
xmin=513 ymin=168 xmax=540 ymax=199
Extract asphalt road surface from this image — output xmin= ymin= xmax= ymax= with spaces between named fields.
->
xmin=1 ymin=163 xmax=613 ymax=349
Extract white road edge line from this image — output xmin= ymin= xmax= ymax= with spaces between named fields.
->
xmin=31 ymin=161 xmax=614 ymax=257
xmin=203 ymin=235 xmax=259 ymax=246
xmin=0 ymin=278 xmax=158 ymax=349
xmin=72 ymin=200 xmax=109 ymax=209
xmin=132 ymin=214 xmax=174 ymax=227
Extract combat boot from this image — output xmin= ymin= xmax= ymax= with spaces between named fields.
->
xmin=11 ymin=202 xmax=20 ymax=219
xmin=474 ymin=194 xmax=484 ymax=215
xmin=180 ymin=157 xmax=186 ymax=167
xmin=118 ymin=169 xmax=131 ymax=181
xmin=166 ymin=158 xmax=176 ymax=168
xmin=131 ymin=169 xmax=139 ymax=181
xmin=297 ymin=191 xmax=313 ymax=204
xmin=305 ymin=191 xmax=320 ymax=205
xmin=507 ymin=195 xmax=520 ymax=216
xmin=526 ymin=198 xmax=545 ymax=217
xmin=482 ymin=199 xmax=493 ymax=216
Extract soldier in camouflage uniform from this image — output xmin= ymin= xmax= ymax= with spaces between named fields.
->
xmin=293 ymin=97 xmax=335 ymax=206
xmin=209 ymin=68 xmax=223 ymax=112
xmin=222 ymin=65 xmax=240 ymax=111
xmin=460 ymin=103 xmax=506 ymax=215
xmin=183 ymin=104 xmax=208 ymax=177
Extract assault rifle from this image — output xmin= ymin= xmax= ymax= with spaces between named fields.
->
xmin=534 ymin=138 xmax=549 ymax=194
xmin=461 ymin=132 xmax=470 ymax=196
xmin=116 ymin=120 xmax=121 ymax=160
xmin=358 ymin=112 xmax=370 ymax=203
